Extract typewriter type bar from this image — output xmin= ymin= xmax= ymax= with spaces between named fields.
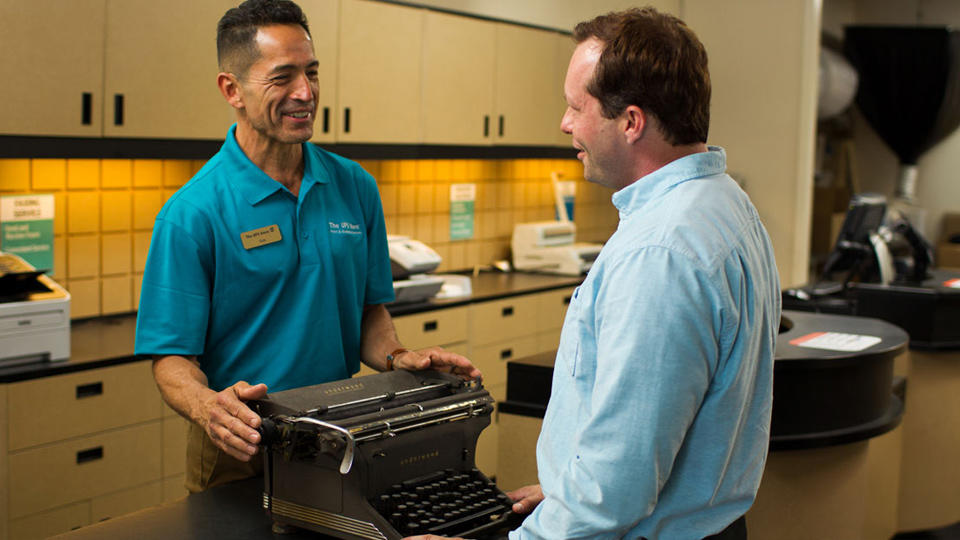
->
xmin=253 ymin=369 xmax=523 ymax=540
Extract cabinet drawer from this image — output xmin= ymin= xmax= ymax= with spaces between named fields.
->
xmin=9 ymin=421 xmax=162 ymax=518
xmin=393 ymin=306 xmax=468 ymax=350
xmin=534 ymin=287 xmax=576 ymax=333
xmin=8 ymin=501 xmax=90 ymax=540
xmin=470 ymin=296 xmax=539 ymax=346
xmin=162 ymin=474 xmax=188 ymax=503
xmin=8 ymin=361 xmax=162 ymax=450
xmin=91 ymin=481 xmax=163 ymax=522
xmin=162 ymin=415 xmax=189 ymax=477
xmin=475 ymin=421 xmax=499 ymax=479
xmin=472 ymin=336 xmax=538 ymax=391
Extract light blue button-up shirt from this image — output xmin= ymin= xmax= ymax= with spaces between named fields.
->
xmin=135 ymin=125 xmax=394 ymax=392
xmin=511 ymin=147 xmax=781 ymax=539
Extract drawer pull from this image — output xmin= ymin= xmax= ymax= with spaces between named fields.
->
xmin=563 ymin=296 xmax=572 ymax=305
xmin=77 ymin=446 xmax=104 ymax=464
xmin=501 ymin=306 xmax=514 ymax=317
xmin=423 ymin=320 xmax=438 ymax=332
xmin=81 ymin=92 xmax=93 ymax=125
xmin=500 ymin=349 xmax=513 ymax=360
xmin=76 ymin=382 xmax=103 ymax=399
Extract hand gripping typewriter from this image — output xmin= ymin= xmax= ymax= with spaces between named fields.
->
xmin=252 ymin=369 xmax=523 ymax=539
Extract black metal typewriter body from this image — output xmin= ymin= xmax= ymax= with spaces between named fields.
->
xmin=252 ymin=369 xmax=522 ymax=539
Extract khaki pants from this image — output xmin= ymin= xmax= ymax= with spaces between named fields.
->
xmin=185 ymin=422 xmax=263 ymax=493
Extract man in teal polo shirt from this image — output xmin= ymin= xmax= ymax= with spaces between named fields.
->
xmin=135 ymin=0 xmax=479 ymax=493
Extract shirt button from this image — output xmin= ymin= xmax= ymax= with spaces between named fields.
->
xmin=302 ymin=232 xmax=309 ymax=239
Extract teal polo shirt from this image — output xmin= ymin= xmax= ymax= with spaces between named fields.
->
xmin=135 ymin=125 xmax=394 ymax=392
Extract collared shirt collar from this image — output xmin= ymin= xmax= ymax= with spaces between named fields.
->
xmin=611 ymin=146 xmax=727 ymax=217
xmin=222 ymin=124 xmax=331 ymax=206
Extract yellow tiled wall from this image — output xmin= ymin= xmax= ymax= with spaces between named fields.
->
xmin=0 ymin=157 xmax=616 ymax=320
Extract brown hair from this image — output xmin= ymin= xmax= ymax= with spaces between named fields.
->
xmin=217 ymin=0 xmax=311 ymax=76
xmin=573 ymin=7 xmax=710 ymax=145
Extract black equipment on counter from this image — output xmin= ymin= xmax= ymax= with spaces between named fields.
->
xmin=252 ymin=369 xmax=522 ymax=540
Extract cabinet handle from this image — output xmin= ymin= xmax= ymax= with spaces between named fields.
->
xmin=500 ymin=348 xmax=513 ymax=360
xmin=76 ymin=446 xmax=104 ymax=464
xmin=483 ymin=115 xmax=490 ymax=137
xmin=113 ymin=94 xmax=124 ymax=126
xmin=344 ymin=107 xmax=351 ymax=133
xmin=76 ymin=381 xmax=103 ymax=399
xmin=423 ymin=320 xmax=438 ymax=332
xmin=498 ymin=115 xmax=504 ymax=137
xmin=501 ymin=306 xmax=514 ymax=317
xmin=563 ymin=296 xmax=572 ymax=305
xmin=81 ymin=93 xmax=93 ymax=125
xmin=322 ymin=107 xmax=330 ymax=133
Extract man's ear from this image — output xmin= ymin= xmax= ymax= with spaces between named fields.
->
xmin=622 ymin=105 xmax=647 ymax=144
xmin=217 ymin=72 xmax=244 ymax=110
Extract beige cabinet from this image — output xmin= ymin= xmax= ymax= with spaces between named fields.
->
xmin=0 ymin=0 xmax=107 ymax=137
xmin=301 ymin=0 xmax=340 ymax=144
xmin=555 ymin=34 xmax=576 ymax=147
xmin=103 ymin=0 xmax=236 ymax=139
xmin=0 ymin=361 xmax=183 ymax=540
xmin=494 ymin=24 xmax=563 ymax=146
xmin=337 ymin=0 xmax=422 ymax=143
xmin=421 ymin=10 xmax=496 ymax=145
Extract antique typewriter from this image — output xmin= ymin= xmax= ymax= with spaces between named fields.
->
xmin=252 ymin=369 xmax=523 ymax=539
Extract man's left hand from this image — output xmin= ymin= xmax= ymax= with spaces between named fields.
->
xmin=393 ymin=347 xmax=481 ymax=380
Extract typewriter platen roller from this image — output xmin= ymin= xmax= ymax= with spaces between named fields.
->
xmin=252 ymin=369 xmax=523 ymax=539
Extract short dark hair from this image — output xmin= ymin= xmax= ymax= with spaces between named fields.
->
xmin=217 ymin=0 xmax=311 ymax=76
xmin=573 ymin=7 xmax=710 ymax=145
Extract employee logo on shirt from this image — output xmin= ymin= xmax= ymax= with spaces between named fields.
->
xmin=240 ymin=224 xmax=282 ymax=249
xmin=329 ymin=221 xmax=362 ymax=236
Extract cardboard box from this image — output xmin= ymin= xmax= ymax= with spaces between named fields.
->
xmin=936 ymin=212 xmax=960 ymax=269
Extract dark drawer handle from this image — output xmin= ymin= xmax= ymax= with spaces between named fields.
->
xmin=483 ymin=115 xmax=490 ymax=137
xmin=322 ymin=107 xmax=330 ymax=133
xmin=423 ymin=320 xmax=438 ymax=332
xmin=563 ymin=296 xmax=572 ymax=305
xmin=81 ymin=92 xmax=92 ymax=125
xmin=76 ymin=382 xmax=103 ymax=399
xmin=500 ymin=348 xmax=513 ymax=360
xmin=113 ymin=94 xmax=124 ymax=126
xmin=498 ymin=115 xmax=504 ymax=137
xmin=77 ymin=446 xmax=104 ymax=464
xmin=501 ymin=306 xmax=514 ymax=317
xmin=344 ymin=107 xmax=351 ymax=133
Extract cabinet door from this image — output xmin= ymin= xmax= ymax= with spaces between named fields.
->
xmin=103 ymin=0 xmax=237 ymax=139
xmin=0 ymin=0 xmax=106 ymax=137
xmin=494 ymin=24 xmax=561 ymax=146
xmin=337 ymin=0 xmax=422 ymax=143
xmin=421 ymin=11 xmax=495 ymax=145
xmin=555 ymin=33 xmax=576 ymax=147
xmin=300 ymin=0 xmax=339 ymax=144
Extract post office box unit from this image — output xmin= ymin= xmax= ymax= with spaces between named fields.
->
xmin=471 ymin=336 xmax=538 ymax=399
xmin=7 ymin=362 xmax=162 ymax=451
xmin=8 ymin=422 xmax=162 ymax=519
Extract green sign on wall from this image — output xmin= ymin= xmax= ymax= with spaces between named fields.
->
xmin=449 ymin=183 xmax=476 ymax=241
xmin=1 ymin=194 xmax=55 ymax=273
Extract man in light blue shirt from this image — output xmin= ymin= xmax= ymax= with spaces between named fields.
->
xmin=411 ymin=7 xmax=779 ymax=540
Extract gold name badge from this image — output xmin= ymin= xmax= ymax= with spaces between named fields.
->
xmin=240 ymin=224 xmax=282 ymax=250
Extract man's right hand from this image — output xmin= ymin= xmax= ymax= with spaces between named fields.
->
xmin=507 ymin=484 xmax=544 ymax=514
xmin=199 ymin=381 xmax=268 ymax=461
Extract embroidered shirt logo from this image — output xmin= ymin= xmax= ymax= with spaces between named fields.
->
xmin=329 ymin=221 xmax=362 ymax=235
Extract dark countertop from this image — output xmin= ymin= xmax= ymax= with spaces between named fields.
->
xmin=53 ymin=477 xmax=332 ymax=540
xmin=0 ymin=271 xmax=582 ymax=384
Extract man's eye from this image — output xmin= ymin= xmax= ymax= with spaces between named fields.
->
xmin=271 ymin=75 xmax=290 ymax=84
xmin=307 ymin=71 xmax=319 ymax=80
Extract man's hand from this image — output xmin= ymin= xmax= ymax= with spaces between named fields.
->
xmin=199 ymin=381 xmax=268 ymax=461
xmin=393 ymin=347 xmax=482 ymax=380
xmin=507 ymin=484 xmax=544 ymax=514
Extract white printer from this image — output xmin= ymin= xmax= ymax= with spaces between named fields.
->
xmin=511 ymin=221 xmax=602 ymax=276
xmin=0 ymin=252 xmax=70 ymax=366
xmin=388 ymin=236 xmax=446 ymax=303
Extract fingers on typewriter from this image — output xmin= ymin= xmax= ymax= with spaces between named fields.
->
xmin=202 ymin=383 xmax=266 ymax=461
xmin=419 ymin=348 xmax=483 ymax=380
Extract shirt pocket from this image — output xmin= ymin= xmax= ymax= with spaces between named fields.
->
xmin=558 ymin=286 xmax=583 ymax=377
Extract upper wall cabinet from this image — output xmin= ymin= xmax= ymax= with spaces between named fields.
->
xmin=0 ymin=0 xmax=107 ymax=137
xmin=555 ymin=34 xmax=575 ymax=148
xmin=337 ymin=0 xmax=422 ymax=143
xmin=421 ymin=10 xmax=496 ymax=146
xmin=103 ymin=0 xmax=236 ymax=139
xmin=494 ymin=24 xmax=562 ymax=146
xmin=301 ymin=0 xmax=340 ymax=144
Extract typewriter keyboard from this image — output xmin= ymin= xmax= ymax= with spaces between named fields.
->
xmin=370 ymin=468 xmax=518 ymax=538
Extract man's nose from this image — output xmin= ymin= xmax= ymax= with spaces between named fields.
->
xmin=560 ymin=108 xmax=573 ymax=134
xmin=290 ymin=73 xmax=315 ymax=102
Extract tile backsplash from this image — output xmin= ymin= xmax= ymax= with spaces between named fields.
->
xmin=0 ymin=157 xmax=616 ymax=319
